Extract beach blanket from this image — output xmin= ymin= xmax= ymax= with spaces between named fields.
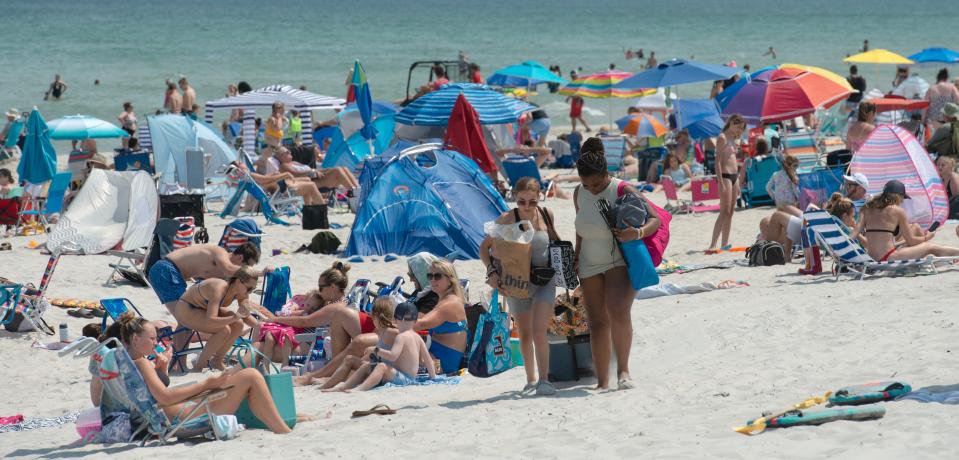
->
xmin=0 ymin=410 xmax=80 ymax=433
xmin=378 ymin=375 xmax=460 ymax=389
xmin=898 ymin=385 xmax=959 ymax=405
xmin=656 ymin=258 xmax=748 ymax=275
xmin=635 ymin=280 xmax=749 ymax=300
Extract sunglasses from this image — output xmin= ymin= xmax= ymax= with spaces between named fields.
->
xmin=317 ymin=283 xmax=331 ymax=289
xmin=426 ymin=272 xmax=447 ymax=281
xmin=516 ymin=199 xmax=539 ymax=207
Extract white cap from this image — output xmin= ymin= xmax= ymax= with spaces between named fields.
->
xmin=843 ymin=172 xmax=869 ymax=189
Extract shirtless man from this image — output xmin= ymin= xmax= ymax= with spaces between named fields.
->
xmin=148 ymin=242 xmax=260 ymax=314
xmin=179 ymin=77 xmax=197 ymax=116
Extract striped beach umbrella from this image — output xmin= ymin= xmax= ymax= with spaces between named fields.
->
xmin=559 ymin=71 xmax=652 ymax=98
xmin=47 ymin=115 xmax=128 ymax=140
xmin=614 ymin=113 xmax=668 ymax=138
xmin=718 ymin=66 xmax=852 ymax=124
xmin=395 ymin=83 xmax=535 ymax=126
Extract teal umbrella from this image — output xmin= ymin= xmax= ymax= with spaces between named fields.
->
xmin=17 ymin=109 xmax=57 ymax=184
xmin=487 ymin=60 xmax=567 ymax=87
xmin=47 ymin=114 xmax=129 ymax=140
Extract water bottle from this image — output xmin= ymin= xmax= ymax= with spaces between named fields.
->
xmin=59 ymin=323 xmax=69 ymax=342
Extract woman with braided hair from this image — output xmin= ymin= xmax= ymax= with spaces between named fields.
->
xmin=573 ymin=137 xmax=660 ymax=390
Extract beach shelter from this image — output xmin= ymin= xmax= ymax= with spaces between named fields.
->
xmin=908 ymin=47 xmax=959 ymax=65
xmin=338 ymin=100 xmax=398 ymax=139
xmin=487 ymin=60 xmax=566 ymax=88
xmin=718 ymin=65 xmax=852 ymax=124
xmin=18 ymin=109 xmax=57 ymax=185
xmin=357 ymin=140 xmax=416 ymax=204
xmin=46 ymin=170 xmax=158 ymax=254
xmin=46 ymin=115 xmax=128 ymax=140
xmin=849 ymin=124 xmax=946 ymax=229
xmin=396 ymin=83 xmax=535 ymax=126
xmin=204 ymin=85 xmax=345 ymax=152
xmin=321 ymin=115 xmax=395 ymax=170
xmin=346 ymin=145 xmax=508 ymax=258
xmin=444 ymin=93 xmax=497 ymax=174
xmin=675 ymin=99 xmax=724 ymax=140
xmin=146 ymin=114 xmax=237 ymax=187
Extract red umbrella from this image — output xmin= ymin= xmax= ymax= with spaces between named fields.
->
xmin=444 ymin=93 xmax=497 ymax=173
xmin=867 ymin=96 xmax=930 ymax=113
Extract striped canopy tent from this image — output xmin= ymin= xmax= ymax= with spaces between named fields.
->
xmin=203 ymin=85 xmax=345 ymax=153
xmin=395 ymin=83 xmax=535 ymax=126
xmin=849 ymin=124 xmax=947 ymax=230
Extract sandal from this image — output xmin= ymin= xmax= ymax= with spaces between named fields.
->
xmin=0 ymin=242 xmax=10 ymax=251
xmin=67 ymin=309 xmax=94 ymax=319
xmin=351 ymin=404 xmax=396 ymax=418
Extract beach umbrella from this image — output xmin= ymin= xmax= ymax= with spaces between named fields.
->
xmin=674 ymin=99 xmax=723 ymax=140
xmin=891 ymin=75 xmax=930 ymax=99
xmin=613 ymin=59 xmax=739 ymax=89
xmin=560 ymin=71 xmax=654 ymax=126
xmin=614 ymin=113 xmax=668 ymax=138
xmin=907 ymin=47 xmax=959 ymax=64
xmin=843 ymin=49 xmax=914 ymax=65
xmin=866 ymin=96 xmax=929 ymax=113
xmin=444 ymin=93 xmax=497 ymax=174
xmin=717 ymin=65 xmax=852 ymax=124
xmin=17 ymin=109 xmax=57 ymax=185
xmin=632 ymin=88 xmax=676 ymax=111
xmin=350 ymin=60 xmax=377 ymax=142
xmin=395 ymin=83 xmax=535 ymax=126
xmin=487 ymin=60 xmax=566 ymax=88
xmin=47 ymin=114 xmax=129 ymax=140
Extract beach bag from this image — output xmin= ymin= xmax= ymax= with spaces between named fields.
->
xmin=828 ymin=381 xmax=912 ymax=406
xmin=540 ymin=207 xmax=578 ymax=289
xmin=4 ymin=297 xmax=54 ymax=334
xmin=467 ymin=289 xmax=513 ymax=378
xmin=307 ymin=231 xmax=341 ymax=254
xmin=747 ymin=240 xmax=786 ymax=266
xmin=301 ymin=204 xmax=329 ymax=230
xmin=230 ymin=344 xmax=297 ymax=430
xmin=617 ymin=181 xmax=671 ymax=267
xmin=492 ymin=238 xmax=532 ymax=299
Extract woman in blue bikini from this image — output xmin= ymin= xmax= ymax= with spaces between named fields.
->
xmin=414 ymin=259 xmax=468 ymax=374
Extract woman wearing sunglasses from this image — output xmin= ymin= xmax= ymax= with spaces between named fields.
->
xmin=480 ymin=177 xmax=560 ymax=396
xmin=172 ymin=265 xmax=261 ymax=372
xmin=413 ymin=259 xmax=468 ymax=374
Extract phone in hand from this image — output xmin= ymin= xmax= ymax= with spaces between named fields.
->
xmin=928 ymin=221 xmax=941 ymax=232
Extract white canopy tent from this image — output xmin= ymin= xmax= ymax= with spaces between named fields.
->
xmin=204 ymin=85 xmax=345 ymax=153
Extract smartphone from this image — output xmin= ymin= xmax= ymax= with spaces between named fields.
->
xmin=147 ymin=344 xmax=166 ymax=361
xmin=929 ymin=221 xmax=941 ymax=232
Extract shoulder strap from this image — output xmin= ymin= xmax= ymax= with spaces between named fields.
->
xmin=617 ymin=179 xmax=627 ymax=198
xmin=539 ymin=207 xmax=559 ymax=241
xmin=512 ymin=208 xmax=520 ymax=223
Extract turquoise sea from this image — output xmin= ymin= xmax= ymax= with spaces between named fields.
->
xmin=3 ymin=0 xmax=958 ymax=148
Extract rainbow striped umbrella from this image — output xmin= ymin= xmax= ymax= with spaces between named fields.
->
xmin=559 ymin=71 xmax=653 ymax=99
xmin=615 ymin=113 xmax=668 ymax=137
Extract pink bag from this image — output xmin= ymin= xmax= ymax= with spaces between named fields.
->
xmin=618 ymin=181 xmax=671 ymax=267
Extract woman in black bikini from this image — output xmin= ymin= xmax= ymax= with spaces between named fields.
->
xmin=851 ymin=180 xmax=959 ymax=262
xmin=173 ymin=266 xmax=260 ymax=372
xmin=708 ymin=114 xmax=745 ymax=252
xmin=936 ymin=156 xmax=959 ymax=220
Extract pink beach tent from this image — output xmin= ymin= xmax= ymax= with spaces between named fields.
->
xmin=849 ymin=124 xmax=947 ymax=230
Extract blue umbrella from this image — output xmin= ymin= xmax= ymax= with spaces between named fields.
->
xmin=395 ymin=83 xmax=535 ymax=126
xmin=17 ymin=109 xmax=57 ymax=184
xmin=47 ymin=114 xmax=129 ymax=140
xmin=351 ymin=60 xmax=377 ymax=141
xmin=613 ymin=58 xmax=739 ymax=89
xmin=340 ymin=100 xmax=399 ymax=116
xmin=907 ymin=47 xmax=959 ymax=64
xmin=487 ymin=60 xmax=566 ymax=87
xmin=675 ymin=99 xmax=723 ymax=140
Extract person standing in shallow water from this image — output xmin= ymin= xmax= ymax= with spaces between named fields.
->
xmin=44 ymin=75 xmax=68 ymax=100
xmin=573 ymin=137 xmax=660 ymax=390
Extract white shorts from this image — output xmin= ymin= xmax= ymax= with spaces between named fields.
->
xmin=786 ymin=216 xmax=802 ymax=244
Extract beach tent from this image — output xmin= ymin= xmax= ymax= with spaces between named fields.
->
xmin=849 ymin=124 xmax=946 ymax=230
xmin=146 ymin=115 xmax=237 ymax=187
xmin=346 ymin=145 xmax=508 ymax=258
xmin=46 ymin=169 xmax=158 ymax=254
xmin=356 ymin=140 xmax=416 ymax=204
xmin=321 ymin=115 xmax=396 ymax=170
xmin=203 ymin=85 xmax=345 ymax=153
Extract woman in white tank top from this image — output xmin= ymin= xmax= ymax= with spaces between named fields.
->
xmin=574 ymin=138 xmax=660 ymax=390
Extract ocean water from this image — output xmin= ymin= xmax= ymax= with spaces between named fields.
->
xmin=3 ymin=0 xmax=957 ymax=149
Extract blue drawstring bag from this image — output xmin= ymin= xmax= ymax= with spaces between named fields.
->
xmin=467 ymin=290 xmax=513 ymax=378
xmin=620 ymin=239 xmax=659 ymax=290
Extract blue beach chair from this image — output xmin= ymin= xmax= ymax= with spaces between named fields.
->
xmin=501 ymin=154 xmax=555 ymax=201
xmin=0 ymin=119 xmax=23 ymax=162
xmin=17 ymin=171 xmax=72 ymax=232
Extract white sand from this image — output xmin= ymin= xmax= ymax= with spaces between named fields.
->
xmin=2 ymin=184 xmax=959 ymax=459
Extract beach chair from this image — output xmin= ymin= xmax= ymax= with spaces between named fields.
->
xmin=260 ymin=266 xmax=292 ymax=314
xmin=742 ymin=155 xmax=779 ymax=207
xmin=94 ymin=339 xmax=227 ymax=444
xmin=804 ymin=209 xmax=959 ymax=280
xmin=345 ymin=279 xmax=372 ymax=313
xmin=8 ymin=254 xmax=61 ymax=335
xmin=600 ymin=135 xmax=628 ymax=177
xmin=783 ymin=131 xmax=821 ymax=172
xmin=106 ymin=218 xmax=179 ymax=287
xmin=16 ymin=171 xmax=72 ymax=233
xmin=689 ymin=176 xmax=721 ymax=213
xmin=659 ymin=176 xmax=692 ymax=214
xmin=501 ymin=154 xmax=555 ymax=201
xmin=218 ymin=218 xmax=265 ymax=252
xmin=99 ymin=298 xmax=143 ymax=329
xmin=220 ymin=172 xmax=294 ymax=226
xmin=0 ymin=119 xmax=23 ymax=162
xmin=0 ymin=283 xmax=23 ymax=326
xmin=114 ymin=151 xmax=154 ymax=174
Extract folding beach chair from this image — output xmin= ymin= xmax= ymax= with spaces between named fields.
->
xmin=345 ymin=279 xmax=372 ymax=313
xmin=16 ymin=171 xmax=72 ymax=233
xmin=219 ymin=166 xmax=296 ymax=226
xmin=659 ymin=176 xmax=692 ymax=214
xmin=260 ymin=266 xmax=292 ymax=314
xmin=600 ymin=135 xmax=628 ymax=177
xmin=783 ymin=131 xmax=821 ymax=172
xmin=114 ymin=151 xmax=154 ymax=174
xmin=0 ymin=119 xmax=23 ymax=162
xmin=804 ymin=208 xmax=959 ymax=280
xmin=6 ymin=254 xmax=61 ymax=334
xmin=689 ymin=176 xmax=722 ymax=213
xmin=501 ymin=154 xmax=555 ymax=201
xmin=99 ymin=298 xmax=143 ymax=329
xmin=106 ymin=218 xmax=179 ymax=287
xmin=218 ymin=218 xmax=265 ymax=252
xmin=742 ymin=155 xmax=779 ymax=207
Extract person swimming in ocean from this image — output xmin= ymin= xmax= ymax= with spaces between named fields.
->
xmin=44 ymin=75 xmax=68 ymax=100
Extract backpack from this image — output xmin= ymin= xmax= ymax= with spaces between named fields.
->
xmin=747 ymin=241 xmax=786 ymax=266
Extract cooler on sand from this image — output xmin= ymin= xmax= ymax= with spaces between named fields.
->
xmin=548 ymin=334 xmax=592 ymax=382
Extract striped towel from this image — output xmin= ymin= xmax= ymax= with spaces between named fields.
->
xmin=173 ymin=217 xmax=195 ymax=249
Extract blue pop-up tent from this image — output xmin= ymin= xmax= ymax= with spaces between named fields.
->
xmin=146 ymin=115 xmax=237 ymax=186
xmin=346 ymin=145 xmax=507 ymax=258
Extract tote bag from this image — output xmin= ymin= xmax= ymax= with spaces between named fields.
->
xmin=231 ymin=344 xmax=297 ymax=430
xmin=467 ymin=290 xmax=514 ymax=378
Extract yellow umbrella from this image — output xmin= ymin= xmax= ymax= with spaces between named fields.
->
xmin=843 ymin=49 xmax=914 ymax=65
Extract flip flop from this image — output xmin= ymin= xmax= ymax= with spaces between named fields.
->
xmin=705 ymin=248 xmax=722 ymax=255
xmin=351 ymin=404 xmax=396 ymax=418
xmin=0 ymin=242 xmax=11 ymax=251
xmin=67 ymin=308 xmax=94 ymax=319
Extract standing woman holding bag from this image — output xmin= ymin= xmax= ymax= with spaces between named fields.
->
xmin=480 ymin=177 xmax=561 ymax=396
xmin=573 ymin=138 xmax=659 ymax=390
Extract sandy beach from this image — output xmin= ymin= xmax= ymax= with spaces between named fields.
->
xmin=2 ymin=181 xmax=958 ymax=459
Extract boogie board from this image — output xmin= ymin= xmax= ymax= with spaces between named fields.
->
xmin=828 ymin=381 xmax=912 ymax=406
xmin=767 ymin=405 xmax=886 ymax=427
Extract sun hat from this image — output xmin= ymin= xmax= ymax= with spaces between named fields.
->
xmin=941 ymin=102 xmax=959 ymax=119
xmin=5 ymin=108 xmax=19 ymax=118
xmin=843 ymin=172 xmax=869 ymax=189
xmin=882 ymin=179 xmax=911 ymax=199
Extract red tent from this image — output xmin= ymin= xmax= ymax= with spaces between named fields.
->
xmin=444 ymin=93 xmax=497 ymax=173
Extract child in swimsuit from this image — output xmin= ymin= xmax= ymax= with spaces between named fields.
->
xmin=320 ymin=297 xmax=399 ymax=390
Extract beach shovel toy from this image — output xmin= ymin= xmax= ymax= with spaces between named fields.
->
xmin=733 ymin=391 xmax=832 ymax=435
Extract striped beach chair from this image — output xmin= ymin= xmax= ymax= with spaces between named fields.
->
xmin=600 ymin=135 xmax=628 ymax=177
xmin=804 ymin=209 xmax=958 ymax=280
xmin=783 ymin=131 xmax=820 ymax=172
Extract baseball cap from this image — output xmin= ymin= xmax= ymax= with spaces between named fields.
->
xmin=393 ymin=302 xmax=418 ymax=322
xmin=882 ymin=179 xmax=911 ymax=199
xmin=843 ymin=173 xmax=869 ymax=189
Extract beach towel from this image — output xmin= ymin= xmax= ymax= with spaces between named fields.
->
xmin=634 ymin=280 xmax=749 ymax=300
xmin=378 ymin=375 xmax=461 ymax=389
xmin=898 ymin=384 xmax=959 ymax=405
